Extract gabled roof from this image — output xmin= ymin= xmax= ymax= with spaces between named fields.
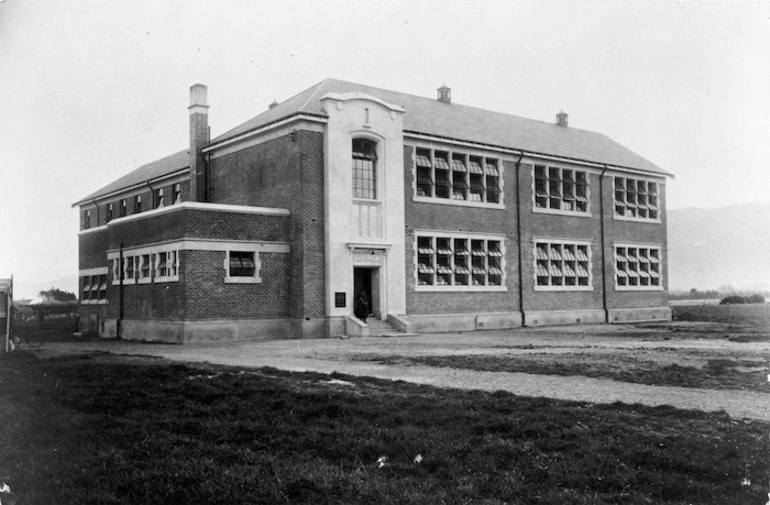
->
xmin=212 ymin=78 xmax=671 ymax=176
xmin=73 ymin=149 xmax=189 ymax=206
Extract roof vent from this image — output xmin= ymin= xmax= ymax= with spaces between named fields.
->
xmin=437 ymin=83 xmax=451 ymax=103
xmin=269 ymin=99 xmax=279 ymax=109
xmin=556 ymin=110 xmax=569 ymax=127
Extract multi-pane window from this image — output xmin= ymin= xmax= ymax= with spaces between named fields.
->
xmin=81 ymin=274 xmax=107 ymax=302
xmin=155 ymin=188 xmax=165 ymax=208
xmin=535 ymin=241 xmax=591 ymax=289
xmin=83 ymin=210 xmax=91 ymax=230
xmin=534 ymin=165 xmax=588 ymax=213
xmin=97 ymin=275 xmax=107 ymax=299
xmin=415 ymin=148 xmax=501 ymax=204
xmin=416 ymin=235 xmax=504 ymax=288
xmin=173 ymin=183 xmax=182 ymax=204
xmin=615 ymin=245 xmax=662 ymax=289
xmin=352 ymin=139 xmax=377 ymax=199
xmin=229 ymin=251 xmax=256 ymax=277
xmin=82 ymin=276 xmax=91 ymax=300
xmin=155 ymin=251 xmax=179 ymax=280
xmin=106 ymin=203 xmax=114 ymax=222
xmin=614 ymin=177 xmax=659 ymax=220
xmin=134 ymin=194 xmax=142 ymax=213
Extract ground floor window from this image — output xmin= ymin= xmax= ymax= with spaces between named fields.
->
xmin=416 ymin=234 xmax=504 ymax=290
xmin=225 ymin=250 xmax=261 ymax=284
xmin=534 ymin=240 xmax=592 ymax=290
xmin=80 ymin=273 xmax=107 ymax=303
xmin=615 ymin=244 xmax=662 ymax=290
xmin=110 ymin=249 xmax=179 ymax=285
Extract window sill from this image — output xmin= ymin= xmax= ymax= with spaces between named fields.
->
xmin=415 ymin=285 xmax=507 ymax=293
xmin=155 ymin=276 xmax=179 ymax=283
xmin=532 ymin=207 xmax=592 ymax=218
xmin=224 ymin=276 xmax=262 ymax=284
xmin=413 ymin=196 xmax=504 ymax=210
xmin=615 ymin=286 xmax=663 ymax=292
xmin=80 ymin=299 xmax=108 ymax=305
xmin=534 ymin=286 xmax=594 ymax=292
xmin=138 ymin=278 xmax=152 ymax=285
xmin=613 ymin=215 xmax=662 ymax=224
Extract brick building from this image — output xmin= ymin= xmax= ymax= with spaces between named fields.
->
xmin=73 ymin=79 xmax=673 ymax=343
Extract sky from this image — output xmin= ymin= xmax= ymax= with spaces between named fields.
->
xmin=1 ymin=0 xmax=769 ymax=298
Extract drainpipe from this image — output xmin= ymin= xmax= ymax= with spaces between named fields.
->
xmin=146 ymin=181 xmax=155 ymax=210
xmin=599 ymin=165 xmax=609 ymax=323
xmin=514 ymin=151 xmax=526 ymax=327
xmin=118 ymin=242 xmax=124 ymax=339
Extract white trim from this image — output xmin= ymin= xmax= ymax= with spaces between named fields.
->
xmin=79 ymin=267 xmax=109 ymax=276
xmin=613 ymin=242 xmax=664 ymax=292
xmin=347 ymin=242 xmax=392 ymax=251
xmin=533 ymin=238 xmax=594 ymax=292
xmin=202 ymin=114 xmax=328 ymax=154
xmin=612 ymin=175 xmax=663 ymax=224
xmin=320 ymin=92 xmax=406 ymax=114
xmin=107 ymin=239 xmax=290 ymax=258
xmin=413 ymin=196 xmax=505 ymax=210
xmin=531 ymin=163 xmax=592 ymax=217
xmin=224 ymin=249 xmax=263 ymax=284
xmin=404 ymin=131 xmax=673 ymax=179
xmin=78 ymin=225 xmax=108 ymax=236
xmin=105 ymin=201 xmax=290 ymax=227
xmin=414 ymin=232 xmax=507 ymax=292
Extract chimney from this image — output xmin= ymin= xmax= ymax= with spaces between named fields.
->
xmin=189 ymin=84 xmax=209 ymax=202
xmin=437 ymin=83 xmax=451 ymax=103
xmin=556 ymin=110 xmax=568 ymax=127
xmin=268 ymin=99 xmax=279 ymax=109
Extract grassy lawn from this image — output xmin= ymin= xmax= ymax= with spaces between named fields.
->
xmin=357 ymin=352 xmax=770 ymax=393
xmin=0 ymin=352 xmax=768 ymax=504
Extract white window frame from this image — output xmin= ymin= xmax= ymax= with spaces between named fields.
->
xmin=224 ymin=248 xmax=262 ymax=284
xmin=154 ymin=250 xmax=179 ymax=283
xmin=137 ymin=254 xmax=152 ymax=284
xmin=614 ymin=242 xmax=663 ymax=291
xmin=613 ymin=176 xmax=662 ymax=222
xmin=414 ymin=231 xmax=506 ymax=292
xmin=110 ymin=247 xmax=180 ymax=285
xmin=533 ymin=238 xmax=593 ymax=291
xmin=413 ymin=147 xmax=504 ymax=209
xmin=532 ymin=164 xmax=591 ymax=217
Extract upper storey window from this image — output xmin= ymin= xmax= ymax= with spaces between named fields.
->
xmin=415 ymin=148 xmax=501 ymax=205
xmin=352 ymin=139 xmax=377 ymax=200
xmin=534 ymin=165 xmax=589 ymax=214
xmin=614 ymin=177 xmax=660 ymax=221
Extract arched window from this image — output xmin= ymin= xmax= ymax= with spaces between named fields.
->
xmin=352 ymin=139 xmax=377 ymax=199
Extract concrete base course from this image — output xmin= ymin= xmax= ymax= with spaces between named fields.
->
xmin=608 ymin=306 xmax=672 ymax=323
xmin=525 ymin=309 xmax=606 ymax=326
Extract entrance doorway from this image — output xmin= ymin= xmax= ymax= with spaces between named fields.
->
xmin=353 ymin=267 xmax=380 ymax=320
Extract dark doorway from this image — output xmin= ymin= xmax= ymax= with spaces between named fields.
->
xmin=353 ymin=267 xmax=373 ymax=320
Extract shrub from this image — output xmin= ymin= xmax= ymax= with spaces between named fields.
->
xmin=747 ymin=294 xmax=766 ymax=304
xmin=719 ymin=295 xmax=746 ymax=305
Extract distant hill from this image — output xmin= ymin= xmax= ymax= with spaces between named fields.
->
xmin=667 ymin=201 xmax=770 ymax=291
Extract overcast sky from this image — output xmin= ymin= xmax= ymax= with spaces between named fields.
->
xmin=1 ymin=0 xmax=769 ymax=298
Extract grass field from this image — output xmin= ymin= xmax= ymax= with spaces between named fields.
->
xmin=0 ymin=352 xmax=768 ymax=504
xmin=356 ymin=352 xmax=770 ymax=393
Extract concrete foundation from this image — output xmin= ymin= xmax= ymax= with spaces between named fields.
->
xmin=608 ymin=306 xmax=672 ymax=323
xmin=524 ymin=309 xmax=606 ymax=327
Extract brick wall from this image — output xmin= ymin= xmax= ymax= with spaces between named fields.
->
xmin=79 ymin=229 xmax=109 ymax=270
xmin=403 ymin=145 xmax=521 ymax=315
xmin=209 ymin=130 xmax=326 ymax=318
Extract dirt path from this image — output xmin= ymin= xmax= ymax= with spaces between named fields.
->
xmin=31 ymin=323 xmax=770 ymax=420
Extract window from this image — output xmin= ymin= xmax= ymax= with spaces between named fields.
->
xmin=225 ymin=250 xmax=261 ymax=283
xmin=173 ymin=183 xmax=182 ymax=204
xmin=352 ymin=139 xmax=377 ymax=199
xmin=106 ymin=203 xmax=114 ymax=222
xmin=98 ymin=275 xmax=107 ymax=299
xmin=83 ymin=210 xmax=91 ymax=230
xmin=82 ymin=276 xmax=91 ymax=300
xmin=155 ymin=188 xmax=165 ymax=208
xmin=134 ymin=194 xmax=142 ymax=213
xmin=415 ymin=148 xmax=501 ymax=205
xmin=416 ymin=234 xmax=504 ymax=290
xmin=138 ymin=254 xmax=151 ymax=283
xmin=534 ymin=165 xmax=588 ymax=213
xmin=534 ymin=240 xmax=591 ymax=290
xmin=154 ymin=250 xmax=179 ymax=282
xmin=614 ymin=177 xmax=660 ymax=220
xmin=119 ymin=199 xmax=127 ymax=217
xmin=615 ymin=245 xmax=662 ymax=290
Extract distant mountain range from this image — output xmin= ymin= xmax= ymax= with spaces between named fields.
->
xmin=667 ymin=201 xmax=770 ymax=292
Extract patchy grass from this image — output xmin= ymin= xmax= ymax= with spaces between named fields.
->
xmin=0 ymin=353 xmax=768 ymax=505
xmin=358 ymin=353 xmax=770 ymax=393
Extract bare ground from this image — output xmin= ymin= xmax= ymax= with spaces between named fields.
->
xmin=27 ymin=321 xmax=770 ymax=420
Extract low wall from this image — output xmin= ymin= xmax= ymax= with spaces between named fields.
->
xmin=671 ymin=303 xmax=769 ymax=324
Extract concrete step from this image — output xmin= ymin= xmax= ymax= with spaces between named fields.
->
xmin=365 ymin=318 xmax=402 ymax=337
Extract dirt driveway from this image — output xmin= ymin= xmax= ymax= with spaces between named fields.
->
xmin=32 ymin=321 xmax=770 ymax=420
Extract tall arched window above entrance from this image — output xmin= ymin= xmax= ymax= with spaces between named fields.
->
xmin=352 ymin=138 xmax=377 ymax=199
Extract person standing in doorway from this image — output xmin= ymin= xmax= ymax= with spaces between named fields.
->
xmin=356 ymin=289 xmax=369 ymax=323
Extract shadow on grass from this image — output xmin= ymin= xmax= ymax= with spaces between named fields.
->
xmin=0 ymin=353 xmax=768 ymax=504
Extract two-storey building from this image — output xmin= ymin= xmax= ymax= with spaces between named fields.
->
xmin=73 ymin=79 xmax=673 ymax=343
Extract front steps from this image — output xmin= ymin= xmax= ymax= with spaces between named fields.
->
xmin=365 ymin=318 xmax=411 ymax=337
